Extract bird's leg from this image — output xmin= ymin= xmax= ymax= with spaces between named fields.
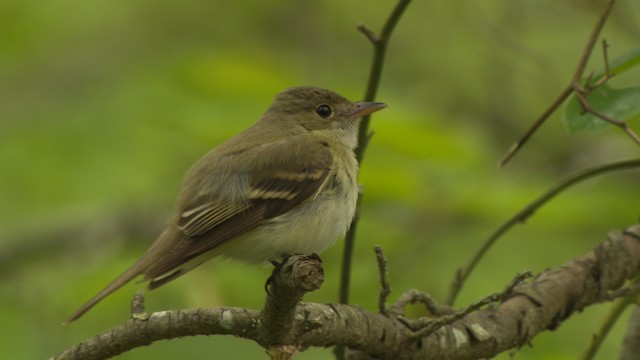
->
xmin=265 ymin=253 xmax=292 ymax=295
xmin=307 ymin=252 xmax=322 ymax=262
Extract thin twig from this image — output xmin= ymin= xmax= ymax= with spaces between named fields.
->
xmin=498 ymin=85 xmax=573 ymax=167
xmin=357 ymin=24 xmax=380 ymax=43
xmin=403 ymin=271 xmax=532 ymax=338
xmin=336 ymin=3 xmax=412 ymax=358
xmin=374 ymin=246 xmax=391 ymax=314
xmin=589 ymin=39 xmax=613 ymax=89
xmin=578 ymin=296 xmax=635 ymax=360
xmin=356 ymin=0 xmax=413 ymax=163
xmin=570 ymin=0 xmax=617 ymax=84
xmin=619 ymin=305 xmax=640 ymax=360
xmin=572 ymin=89 xmax=640 ymax=145
xmin=566 ymin=5 xmax=640 ymax=146
xmin=338 ymin=191 xmax=361 ymax=305
xmin=499 ymin=0 xmax=619 ymax=167
xmin=574 ymin=91 xmax=625 ymax=127
xmin=446 ymin=158 xmax=640 ymax=306
xmin=602 ymin=39 xmax=611 ymax=77
xmin=389 ymin=289 xmax=454 ymax=317
xmin=339 ymin=0 xmax=412 ymax=307
xmin=568 ymin=33 xmax=640 ymax=144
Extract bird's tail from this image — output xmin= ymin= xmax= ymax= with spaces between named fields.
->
xmin=63 ymin=258 xmax=148 ymax=324
xmin=64 ymin=224 xmax=179 ymax=324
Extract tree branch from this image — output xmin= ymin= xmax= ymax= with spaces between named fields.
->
xmin=53 ymin=225 xmax=640 ymax=360
xmin=260 ymin=255 xmax=324 ymax=352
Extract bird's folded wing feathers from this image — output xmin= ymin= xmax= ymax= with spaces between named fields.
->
xmin=144 ymin=137 xmax=333 ymax=281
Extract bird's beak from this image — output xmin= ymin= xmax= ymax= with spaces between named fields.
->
xmin=349 ymin=102 xmax=387 ymax=118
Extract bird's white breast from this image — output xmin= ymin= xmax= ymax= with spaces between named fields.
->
xmin=217 ymin=151 xmax=358 ymax=263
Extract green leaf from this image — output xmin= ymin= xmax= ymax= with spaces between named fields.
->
xmin=563 ymin=84 xmax=640 ymax=133
xmin=591 ymin=47 xmax=640 ymax=79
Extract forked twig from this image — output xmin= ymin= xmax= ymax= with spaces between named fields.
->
xmin=374 ymin=246 xmax=392 ymax=314
xmin=401 ymin=271 xmax=532 ymax=338
xmin=499 ymin=0 xmax=639 ymax=167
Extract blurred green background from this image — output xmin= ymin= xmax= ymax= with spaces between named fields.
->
xmin=1 ymin=0 xmax=639 ymax=359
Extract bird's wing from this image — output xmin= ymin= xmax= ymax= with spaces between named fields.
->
xmin=144 ymin=136 xmax=334 ymax=285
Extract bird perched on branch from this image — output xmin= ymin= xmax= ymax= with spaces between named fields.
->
xmin=65 ymin=86 xmax=386 ymax=323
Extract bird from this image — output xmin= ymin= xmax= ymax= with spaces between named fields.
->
xmin=64 ymin=86 xmax=386 ymax=323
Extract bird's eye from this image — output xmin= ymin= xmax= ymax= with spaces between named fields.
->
xmin=314 ymin=104 xmax=333 ymax=119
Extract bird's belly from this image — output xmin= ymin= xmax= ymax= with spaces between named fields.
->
xmin=219 ymin=190 xmax=357 ymax=263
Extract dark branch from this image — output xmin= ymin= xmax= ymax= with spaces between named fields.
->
xmin=578 ymin=296 xmax=634 ymax=360
xmin=618 ymin=306 xmax=640 ymax=360
xmin=339 ymin=0 xmax=413 ymax=314
xmin=374 ymin=246 xmax=391 ymax=314
xmin=339 ymin=189 xmax=362 ymax=306
xmin=572 ymin=90 xmax=640 ymax=144
xmin=446 ymin=158 xmax=640 ymax=306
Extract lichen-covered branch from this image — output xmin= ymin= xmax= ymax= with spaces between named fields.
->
xmin=53 ymin=225 xmax=640 ymax=360
xmin=260 ymin=254 xmax=324 ymax=356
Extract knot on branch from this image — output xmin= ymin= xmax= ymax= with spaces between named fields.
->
xmin=272 ymin=254 xmax=324 ymax=293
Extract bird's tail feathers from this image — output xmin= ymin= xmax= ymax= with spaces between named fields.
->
xmin=63 ymin=258 xmax=148 ymax=324
xmin=64 ymin=225 xmax=179 ymax=324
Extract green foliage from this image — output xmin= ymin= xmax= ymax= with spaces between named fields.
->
xmin=563 ymin=47 xmax=640 ymax=133
xmin=563 ymin=84 xmax=640 ymax=133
